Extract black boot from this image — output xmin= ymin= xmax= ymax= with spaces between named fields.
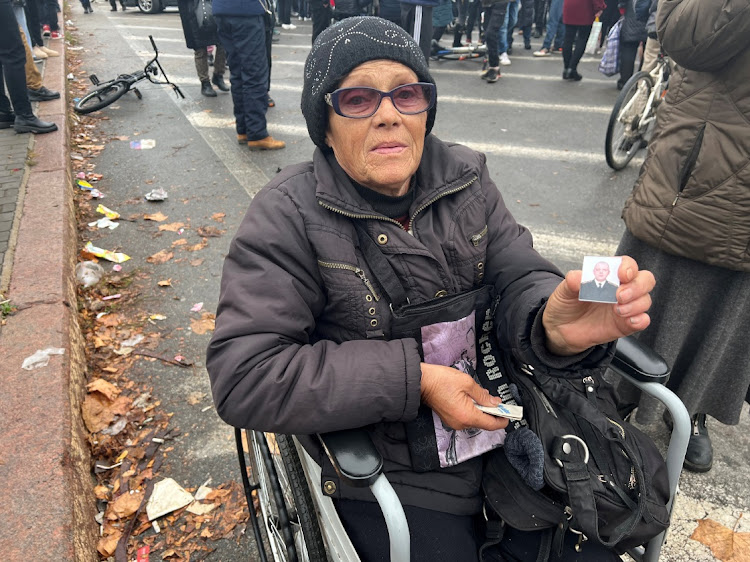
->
xmin=28 ymin=86 xmax=61 ymax=101
xmin=569 ymin=69 xmax=583 ymax=81
xmin=200 ymin=80 xmax=217 ymax=97
xmin=0 ymin=111 xmax=15 ymax=129
xmin=563 ymin=68 xmax=572 ymax=80
xmin=14 ymin=114 xmax=58 ymax=134
xmin=211 ymin=74 xmax=229 ymax=92
xmin=664 ymin=411 xmax=713 ymax=473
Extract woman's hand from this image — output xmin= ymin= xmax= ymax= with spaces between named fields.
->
xmin=542 ymin=255 xmax=655 ymax=355
xmin=420 ymin=363 xmax=509 ymax=431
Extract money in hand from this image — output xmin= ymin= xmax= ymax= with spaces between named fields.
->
xmin=476 ymin=403 xmax=524 ymax=421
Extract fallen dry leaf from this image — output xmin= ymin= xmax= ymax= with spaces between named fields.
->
xmin=147 ymin=250 xmax=174 ymax=264
xmin=107 ymin=490 xmax=145 ymax=520
xmin=186 ymin=392 xmax=205 ymax=405
xmin=186 ymin=239 xmax=207 ymax=252
xmin=211 ymin=212 xmax=225 ymax=222
xmin=97 ymin=530 xmax=122 ymax=557
xmin=190 ymin=258 xmax=204 ymax=267
xmin=159 ymin=222 xmax=185 ymax=232
xmin=190 ymin=312 xmax=215 ymax=335
xmin=196 ymin=226 xmax=225 ymax=238
xmin=690 ymin=518 xmax=750 ymax=561
xmin=158 ymin=279 xmax=172 ymax=287
xmin=94 ymin=484 xmax=110 ymax=500
xmin=171 ymin=239 xmax=188 ymax=247
xmin=144 ymin=212 xmax=168 ymax=222
xmin=82 ymin=393 xmax=132 ymax=433
xmin=87 ymin=379 xmax=120 ymax=401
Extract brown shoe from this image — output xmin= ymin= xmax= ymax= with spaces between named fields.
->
xmin=237 ymin=134 xmax=247 ymax=144
xmin=247 ymin=136 xmax=285 ymax=151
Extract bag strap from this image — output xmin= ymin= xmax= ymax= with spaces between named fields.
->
xmin=353 ymin=222 xmax=409 ymax=308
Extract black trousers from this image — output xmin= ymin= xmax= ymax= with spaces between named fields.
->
xmin=310 ymin=0 xmax=331 ymax=43
xmin=400 ymin=3 xmax=433 ymax=62
xmin=484 ymin=2 xmax=508 ymax=68
xmin=0 ymin=0 xmax=33 ymax=118
xmin=562 ymin=24 xmax=591 ymax=72
xmin=39 ymin=0 xmax=59 ymax=29
xmin=534 ymin=0 xmax=547 ymax=30
xmin=335 ymin=499 xmax=621 ymax=562
xmin=24 ymin=0 xmax=44 ymax=47
xmin=618 ymin=40 xmax=641 ymax=87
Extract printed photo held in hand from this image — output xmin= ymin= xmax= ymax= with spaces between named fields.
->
xmin=579 ymin=256 xmax=622 ymax=303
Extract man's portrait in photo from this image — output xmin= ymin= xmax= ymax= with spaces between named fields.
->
xmin=579 ymin=256 xmax=622 ymax=303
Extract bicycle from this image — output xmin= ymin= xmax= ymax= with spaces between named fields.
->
xmin=604 ymin=49 xmax=670 ymax=170
xmin=74 ymin=35 xmax=184 ymax=115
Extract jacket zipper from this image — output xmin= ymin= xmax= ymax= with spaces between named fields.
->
xmin=470 ymin=224 xmax=489 ymax=247
xmin=673 ymin=123 xmax=706 ymax=206
xmin=409 ymin=175 xmax=479 ymax=231
xmin=317 ymin=202 xmax=406 ymax=230
xmin=317 ymin=260 xmax=380 ymax=301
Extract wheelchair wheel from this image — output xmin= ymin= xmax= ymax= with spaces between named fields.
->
xmin=249 ymin=431 xmax=327 ymax=562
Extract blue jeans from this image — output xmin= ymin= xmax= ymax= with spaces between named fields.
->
xmin=541 ymin=0 xmax=564 ymax=50
xmin=215 ymin=15 xmax=269 ymax=140
xmin=498 ymin=0 xmax=517 ymax=54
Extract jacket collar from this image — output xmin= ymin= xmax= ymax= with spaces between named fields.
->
xmin=314 ymin=135 xmax=479 ymax=221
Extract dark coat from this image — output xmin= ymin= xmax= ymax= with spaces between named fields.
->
xmin=207 ymin=135 xmax=612 ymax=514
xmin=622 ymin=0 xmax=750 ymax=272
xmin=619 ymin=0 xmax=649 ymax=42
xmin=563 ymin=0 xmax=606 ymax=26
xmin=178 ymin=0 xmax=219 ymax=50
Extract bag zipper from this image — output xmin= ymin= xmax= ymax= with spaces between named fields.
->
xmin=470 ymin=224 xmax=489 ymax=247
xmin=317 ymin=259 xmax=380 ymax=301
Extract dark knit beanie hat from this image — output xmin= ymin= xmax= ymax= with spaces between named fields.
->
xmin=301 ymin=16 xmax=437 ymax=152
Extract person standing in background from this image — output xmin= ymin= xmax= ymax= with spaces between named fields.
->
xmin=213 ymin=0 xmax=285 ymax=150
xmin=400 ymin=0 xmax=439 ymax=62
xmin=532 ymin=0 xmax=563 ymax=56
xmin=560 ymin=0 xmax=604 ymax=79
xmin=177 ymin=0 xmax=230 ymax=98
xmin=617 ymin=0 xmax=649 ymax=89
xmin=617 ymin=0 xmax=750 ymax=474
xmin=480 ymin=0 xmax=510 ymax=82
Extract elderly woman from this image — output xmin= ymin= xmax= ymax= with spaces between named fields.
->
xmin=207 ymin=16 xmax=654 ymax=561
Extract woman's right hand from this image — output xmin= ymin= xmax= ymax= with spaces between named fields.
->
xmin=420 ymin=363 xmax=509 ymax=431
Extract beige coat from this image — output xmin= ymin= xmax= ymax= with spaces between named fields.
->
xmin=622 ymin=0 xmax=750 ymax=272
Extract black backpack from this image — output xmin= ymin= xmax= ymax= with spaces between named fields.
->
xmin=480 ymin=358 xmax=671 ymax=558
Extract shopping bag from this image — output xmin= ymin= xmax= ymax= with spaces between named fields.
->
xmin=598 ymin=18 xmax=622 ymax=76
xmin=584 ymin=18 xmax=602 ymax=55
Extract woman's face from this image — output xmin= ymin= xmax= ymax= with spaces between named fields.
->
xmin=324 ymin=60 xmax=428 ymax=197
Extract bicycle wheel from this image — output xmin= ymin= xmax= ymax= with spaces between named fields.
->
xmin=249 ymin=431 xmax=327 ymax=562
xmin=74 ymin=80 xmax=129 ymax=114
xmin=605 ymin=71 xmax=654 ymax=171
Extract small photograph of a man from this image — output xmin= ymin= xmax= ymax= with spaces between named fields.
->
xmin=579 ymin=256 xmax=623 ymax=303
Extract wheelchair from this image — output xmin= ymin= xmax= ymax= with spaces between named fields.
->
xmin=234 ymin=335 xmax=691 ymax=562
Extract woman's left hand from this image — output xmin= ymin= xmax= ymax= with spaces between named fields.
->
xmin=542 ymin=256 xmax=655 ymax=356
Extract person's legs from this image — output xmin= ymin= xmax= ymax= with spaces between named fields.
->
xmin=561 ymin=22 xmax=576 ymax=70
xmin=453 ymin=0 xmax=468 ymax=45
xmin=0 ymin=14 xmax=33 ymax=118
xmin=505 ymin=0 xmax=518 ymax=53
xmin=279 ymin=0 xmax=291 ymax=25
xmin=213 ymin=43 xmax=227 ymax=76
xmin=335 ymin=499 xmax=481 ymax=562
xmin=533 ymin=0 xmax=546 ymax=34
xmin=24 ymin=0 xmax=44 ymax=47
xmin=400 ymin=3 xmax=433 ymax=62
xmin=13 ymin=6 xmax=33 ymax=53
xmin=484 ymin=2 xmax=506 ymax=68
xmin=519 ymin=0 xmax=533 ymax=47
xmin=20 ymin=26 xmax=43 ymax=90
xmin=194 ymin=47 xmax=210 ymax=82
xmin=310 ymin=1 xmax=331 ymax=43
xmin=569 ymin=24 xmax=590 ymax=72
xmin=618 ymin=40 xmax=639 ymax=88
xmin=540 ymin=0 xmax=561 ymax=50
xmin=44 ymin=0 xmax=59 ymax=27
xmin=497 ymin=0 xmax=512 ymax=55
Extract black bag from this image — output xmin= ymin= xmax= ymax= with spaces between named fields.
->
xmin=194 ymin=0 xmax=214 ymax=30
xmin=482 ymin=357 xmax=671 ymax=557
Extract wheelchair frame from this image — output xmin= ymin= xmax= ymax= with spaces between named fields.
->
xmin=235 ymin=336 xmax=691 ymax=562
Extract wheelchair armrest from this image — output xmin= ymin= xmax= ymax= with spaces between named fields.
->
xmin=612 ymin=335 xmax=670 ymax=384
xmin=318 ymin=428 xmax=384 ymax=488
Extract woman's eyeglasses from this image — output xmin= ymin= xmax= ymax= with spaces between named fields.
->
xmin=325 ymin=83 xmax=436 ymax=119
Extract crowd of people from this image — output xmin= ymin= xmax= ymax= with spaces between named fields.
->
xmin=0 ymin=0 xmax=61 ymax=135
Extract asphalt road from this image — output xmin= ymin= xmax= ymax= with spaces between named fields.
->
xmin=71 ymin=7 xmax=748 ymax=561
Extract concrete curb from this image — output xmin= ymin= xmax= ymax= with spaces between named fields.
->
xmin=0 ymin=26 xmax=97 ymax=562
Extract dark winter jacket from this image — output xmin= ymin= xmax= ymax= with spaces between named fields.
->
xmin=563 ymin=0 xmax=606 ymax=26
xmin=619 ymin=0 xmax=649 ymax=42
xmin=211 ymin=0 xmax=266 ymax=17
xmin=622 ymin=0 xmax=750 ymax=272
xmin=207 ymin=135 xmax=611 ymax=514
xmin=177 ymin=0 xmax=220 ymax=50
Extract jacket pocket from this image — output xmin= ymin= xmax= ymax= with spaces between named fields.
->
xmin=677 ymin=124 xmax=706 ymax=194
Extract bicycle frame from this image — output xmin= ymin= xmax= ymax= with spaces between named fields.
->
xmin=617 ymin=53 xmax=669 ymax=138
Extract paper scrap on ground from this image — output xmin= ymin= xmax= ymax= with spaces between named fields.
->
xmin=85 ymin=242 xmax=130 ymax=263
xmin=96 ymin=204 xmax=120 ymax=220
xmin=145 ymin=188 xmax=168 ymax=201
xmin=21 ymin=348 xmax=65 ymax=370
xmin=88 ymin=218 xmax=119 ymax=230
xmin=130 ymin=139 xmax=156 ymax=150
xmin=146 ymin=478 xmax=194 ymax=521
